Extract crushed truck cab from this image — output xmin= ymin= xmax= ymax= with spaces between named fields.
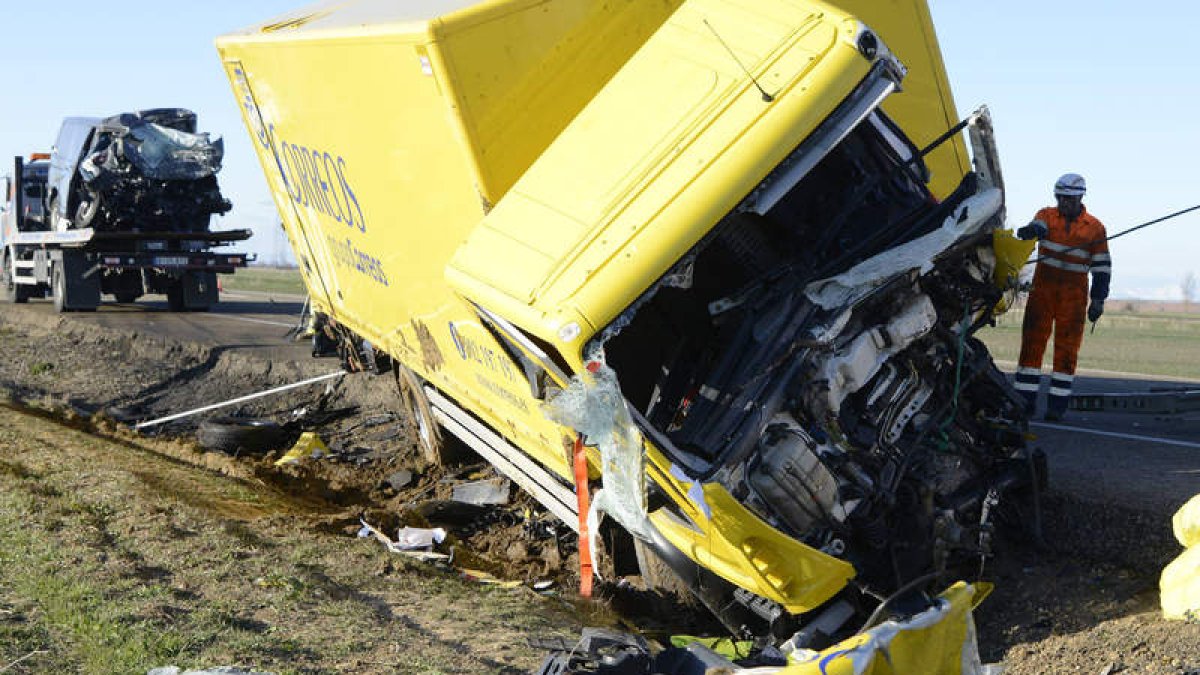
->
xmin=218 ymin=0 xmax=1036 ymax=656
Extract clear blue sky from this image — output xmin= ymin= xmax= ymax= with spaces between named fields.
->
xmin=2 ymin=1 xmax=1197 ymax=298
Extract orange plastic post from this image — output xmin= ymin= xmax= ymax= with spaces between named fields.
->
xmin=573 ymin=434 xmax=594 ymax=597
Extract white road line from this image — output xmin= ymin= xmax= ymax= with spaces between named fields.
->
xmin=1031 ymin=422 xmax=1200 ymax=449
xmin=208 ymin=314 xmax=297 ymax=328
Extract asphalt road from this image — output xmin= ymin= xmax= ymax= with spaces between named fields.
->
xmin=14 ymin=293 xmax=1198 ymax=516
xmin=15 ymin=289 xmax=312 ymax=361
xmin=995 ymin=360 xmax=1199 ymax=515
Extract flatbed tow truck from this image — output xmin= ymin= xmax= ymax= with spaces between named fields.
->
xmin=1 ymin=154 xmax=252 ymax=311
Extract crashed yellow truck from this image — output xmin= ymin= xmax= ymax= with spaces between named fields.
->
xmin=217 ymin=0 xmax=1039 ymax=661
xmin=0 ymin=109 xmax=252 ymax=311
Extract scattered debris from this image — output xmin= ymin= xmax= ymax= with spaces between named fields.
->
xmin=357 ymin=518 xmax=450 ymax=562
xmin=196 ymin=416 xmax=286 ymax=455
xmin=382 ymin=469 xmax=414 ymax=491
xmin=536 ymin=583 xmax=997 ymax=674
xmin=451 ymin=477 xmax=511 ymax=505
xmin=274 ymin=431 xmax=327 ymax=466
xmin=395 ymin=526 xmax=447 ymax=551
xmin=459 ymin=568 xmax=522 ymax=588
xmin=134 ymin=371 xmax=345 ymax=431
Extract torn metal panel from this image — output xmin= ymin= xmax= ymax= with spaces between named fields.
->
xmin=803 ymin=187 xmax=1002 ymax=310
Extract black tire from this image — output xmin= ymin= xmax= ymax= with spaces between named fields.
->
xmin=197 ymin=417 xmax=287 ymax=454
xmin=0 ymin=251 xmax=26 ymax=304
xmin=166 ymin=283 xmax=185 ymax=311
xmin=114 ymin=292 xmax=140 ymax=304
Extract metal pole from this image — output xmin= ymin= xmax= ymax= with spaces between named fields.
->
xmin=133 ymin=370 xmax=345 ymax=430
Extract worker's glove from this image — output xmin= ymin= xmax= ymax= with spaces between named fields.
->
xmin=1087 ymin=300 xmax=1104 ymax=322
xmin=1016 ymin=221 xmax=1048 ymax=240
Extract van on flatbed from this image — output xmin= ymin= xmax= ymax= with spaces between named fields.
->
xmin=0 ymin=110 xmax=252 ymax=312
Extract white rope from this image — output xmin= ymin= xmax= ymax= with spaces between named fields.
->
xmin=133 ymin=370 xmax=345 ymax=430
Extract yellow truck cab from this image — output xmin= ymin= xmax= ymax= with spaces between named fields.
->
xmin=218 ymin=0 xmax=1032 ymax=656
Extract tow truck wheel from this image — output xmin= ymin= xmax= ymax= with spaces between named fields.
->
xmin=0 ymin=252 xmax=28 ymax=304
xmin=166 ymin=283 xmax=185 ymax=311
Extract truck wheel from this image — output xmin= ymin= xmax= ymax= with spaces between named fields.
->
xmin=166 ymin=283 xmax=185 ymax=311
xmin=197 ymin=417 xmax=287 ymax=454
xmin=114 ymin=292 xmax=140 ymax=304
xmin=395 ymin=364 xmax=444 ymax=465
xmin=52 ymin=253 xmax=100 ymax=312
xmin=633 ymin=538 xmax=695 ymax=603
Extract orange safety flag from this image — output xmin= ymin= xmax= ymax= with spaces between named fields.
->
xmin=573 ymin=434 xmax=594 ymax=597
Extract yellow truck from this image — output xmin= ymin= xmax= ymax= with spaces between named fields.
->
xmin=217 ymin=0 xmax=1034 ymax=660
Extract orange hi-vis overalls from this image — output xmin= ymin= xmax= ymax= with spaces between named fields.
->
xmin=1016 ymin=206 xmax=1111 ymax=415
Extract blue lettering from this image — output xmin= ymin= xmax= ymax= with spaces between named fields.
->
xmin=320 ymin=152 xmax=345 ymax=223
xmin=306 ymin=147 xmax=332 ymax=216
xmin=337 ymin=157 xmax=367 ymax=233
xmin=283 ymin=143 xmax=310 ymax=208
xmin=267 ymin=125 xmax=302 ymax=204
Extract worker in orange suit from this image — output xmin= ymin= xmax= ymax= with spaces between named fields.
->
xmin=1013 ymin=173 xmax=1111 ymax=421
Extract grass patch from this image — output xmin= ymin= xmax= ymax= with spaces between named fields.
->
xmin=29 ymin=362 xmax=54 ymax=376
xmin=980 ymin=307 xmax=1200 ymax=379
xmin=220 ymin=266 xmax=305 ymax=295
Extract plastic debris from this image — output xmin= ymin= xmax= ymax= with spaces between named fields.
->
xmin=273 ymin=431 xmax=328 ymax=466
xmin=395 ymin=526 xmax=447 ymax=550
xmin=356 ymin=518 xmax=450 ymax=562
xmin=458 ymin=568 xmax=522 ymax=588
xmin=451 ymin=478 xmax=511 ymax=505
xmin=1162 ymin=493 xmax=1200 ymax=621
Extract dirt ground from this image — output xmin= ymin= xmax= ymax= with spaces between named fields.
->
xmin=0 ymin=307 xmax=1197 ymax=674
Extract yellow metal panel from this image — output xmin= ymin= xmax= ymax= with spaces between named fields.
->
xmin=430 ymin=0 xmax=685 ymax=203
xmin=646 ymin=454 xmax=855 ymax=612
xmin=449 ymin=0 xmax=870 ymax=336
xmin=825 ymin=0 xmax=970 ymax=198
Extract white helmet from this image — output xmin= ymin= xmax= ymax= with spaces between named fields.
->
xmin=1054 ymin=173 xmax=1087 ymax=197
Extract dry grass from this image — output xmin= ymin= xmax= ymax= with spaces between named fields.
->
xmin=980 ymin=301 xmax=1200 ymax=380
xmin=221 ymin=266 xmax=305 ymax=296
xmin=0 ymin=406 xmax=576 ymax=674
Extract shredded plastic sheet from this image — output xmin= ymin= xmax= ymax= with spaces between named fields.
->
xmin=543 ymin=363 xmax=653 ymax=551
xmin=804 ymin=188 xmax=1003 ymax=310
xmin=1162 ymin=493 xmax=1200 ymax=621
